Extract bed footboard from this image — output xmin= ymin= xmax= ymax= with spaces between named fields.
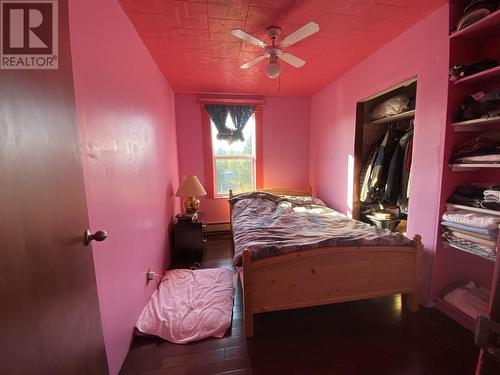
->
xmin=241 ymin=235 xmax=423 ymax=337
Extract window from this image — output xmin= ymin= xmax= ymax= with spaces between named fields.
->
xmin=210 ymin=113 xmax=256 ymax=197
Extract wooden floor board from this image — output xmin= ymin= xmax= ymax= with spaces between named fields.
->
xmin=120 ymin=234 xmax=478 ymax=375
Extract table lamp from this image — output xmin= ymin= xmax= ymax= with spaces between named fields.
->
xmin=175 ymin=175 xmax=207 ymax=215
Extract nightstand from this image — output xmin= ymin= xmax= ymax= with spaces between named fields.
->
xmin=172 ymin=213 xmax=206 ymax=267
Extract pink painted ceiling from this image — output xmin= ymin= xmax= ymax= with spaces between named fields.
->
xmin=119 ymin=0 xmax=446 ymax=96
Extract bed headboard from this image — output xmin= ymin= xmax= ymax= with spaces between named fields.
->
xmin=229 ymin=186 xmax=312 ymax=199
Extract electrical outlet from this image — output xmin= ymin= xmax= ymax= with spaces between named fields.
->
xmin=146 ymin=269 xmax=156 ymax=284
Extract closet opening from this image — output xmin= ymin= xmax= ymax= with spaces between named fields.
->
xmin=353 ymin=77 xmax=418 ymax=234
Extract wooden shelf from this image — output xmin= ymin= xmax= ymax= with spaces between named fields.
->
xmin=434 ymin=298 xmax=475 ymax=332
xmin=450 ymin=9 xmax=500 ymax=40
xmin=450 ymin=163 xmax=500 ymax=171
xmin=452 ymin=116 xmax=500 ymax=132
xmin=435 ymin=5 xmax=500 ymax=339
xmin=366 ymin=110 xmax=415 ymax=125
xmin=446 ymin=203 xmax=500 ymax=217
xmin=452 ymin=65 xmax=500 ymax=86
xmin=442 ymin=240 xmax=496 ymax=262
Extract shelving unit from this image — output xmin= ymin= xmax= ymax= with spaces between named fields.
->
xmin=450 ymin=9 xmax=500 ymax=40
xmin=367 ymin=109 xmax=415 ymax=125
xmin=434 ymin=298 xmax=475 ymax=331
xmin=442 ymin=241 xmax=496 ymax=262
xmin=452 ymin=65 xmax=500 ymax=85
xmin=452 ymin=116 xmax=500 ymax=132
xmin=352 ymin=78 xmax=417 ymax=229
xmin=431 ymin=1 xmax=500 ymax=333
xmin=446 ymin=203 xmax=500 ymax=216
xmin=450 ymin=163 xmax=500 ymax=171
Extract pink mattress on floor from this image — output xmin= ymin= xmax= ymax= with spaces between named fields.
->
xmin=136 ymin=268 xmax=237 ymax=344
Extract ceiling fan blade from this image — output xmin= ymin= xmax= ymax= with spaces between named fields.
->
xmin=240 ymin=54 xmax=268 ymax=69
xmin=280 ymin=53 xmax=306 ymax=68
xmin=231 ymin=29 xmax=267 ymax=48
xmin=280 ymin=22 xmax=319 ymax=47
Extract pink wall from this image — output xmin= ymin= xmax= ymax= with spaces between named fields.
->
xmin=263 ymin=97 xmax=311 ymax=188
xmin=309 ymin=4 xmax=450 ymax=305
xmin=176 ymin=94 xmax=311 ymax=223
xmin=69 ymin=0 xmax=180 ymax=374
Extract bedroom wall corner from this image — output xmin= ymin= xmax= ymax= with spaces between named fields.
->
xmin=68 ymin=0 xmax=180 ymax=373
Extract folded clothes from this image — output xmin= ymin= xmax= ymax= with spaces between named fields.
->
xmin=454 ymin=184 xmax=491 ymax=196
xmin=484 ymin=197 xmax=500 ymax=204
xmin=443 ymin=238 xmax=497 ymax=261
xmin=449 ymin=197 xmax=482 ymax=207
xmin=484 ymin=189 xmax=500 ymax=199
xmin=450 ymin=230 xmax=498 ymax=247
xmin=443 ymin=282 xmax=490 ymax=320
xmin=451 ymin=137 xmax=497 ymax=160
xmin=442 ymin=231 xmax=497 ymax=254
xmin=442 ymin=210 xmax=500 ymax=229
xmin=450 ymin=226 xmax=498 ymax=243
xmin=454 ymin=152 xmax=500 ymax=164
xmin=481 ymin=201 xmax=500 ymax=211
xmin=441 ymin=221 xmax=499 ymax=238
xmin=456 ymin=87 xmax=500 ymax=121
xmin=371 ymin=210 xmax=397 ymax=220
xmin=448 ymin=184 xmax=492 ymax=208
xmin=449 ymin=59 xmax=499 ymax=82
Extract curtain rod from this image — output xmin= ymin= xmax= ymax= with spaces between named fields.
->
xmin=197 ymin=98 xmax=265 ymax=106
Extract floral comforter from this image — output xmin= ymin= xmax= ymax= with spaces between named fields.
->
xmin=230 ymin=192 xmax=413 ymax=266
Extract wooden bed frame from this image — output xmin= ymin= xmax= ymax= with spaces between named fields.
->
xmin=229 ymin=187 xmax=423 ymax=338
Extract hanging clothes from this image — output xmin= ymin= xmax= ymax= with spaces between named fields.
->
xmin=359 ymin=144 xmax=378 ymax=202
xmin=385 ymin=129 xmax=413 ymax=204
xmin=398 ymin=132 xmax=413 ymax=213
xmin=360 ymin=128 xmax=403 ymax=203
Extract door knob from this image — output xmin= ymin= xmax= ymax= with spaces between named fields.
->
xmin=84 ymin=229 xmax=108 ymax=245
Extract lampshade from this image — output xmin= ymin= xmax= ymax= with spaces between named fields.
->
xmin=175 ymin=175 xmax=207 ymax=197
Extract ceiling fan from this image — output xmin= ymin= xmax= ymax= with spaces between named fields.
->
xmin=231 ymin=21 xmax=319 ymax=79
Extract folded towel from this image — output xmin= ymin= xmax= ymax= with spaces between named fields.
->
xmin=484 ymin=195 xmax=500 ymax=201
xmin=450 ymin=230 xmax=498 ymax=248
xmin=445 ymin=225 xmax=498 ymax=240
xmin=442 ymin=231 xmax=497 ymax=254
xmin=442 ymin=210 xmax=500 ymax=230
xmin=484 ymin=190 xmax=500 ymax=199
xmin=441 ymin=221 xmax=498 ymax=237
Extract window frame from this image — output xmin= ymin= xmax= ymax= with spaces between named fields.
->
xmin=201 ymin=100 xmax=263 ymax=199
xmin=212 ymin=157 xmax=256 ymax=199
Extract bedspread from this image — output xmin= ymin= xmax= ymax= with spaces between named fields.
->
xmin=230 ymin=192 xmax=413 ymax=266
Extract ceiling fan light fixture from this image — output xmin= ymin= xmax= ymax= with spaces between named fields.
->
xmin=266 ymin=54 xmax=280 ymax=79
xmin=266 ymin=61 xmax=280 ymax=78
xmin=232 ymin=22 xmax=319 ymax=78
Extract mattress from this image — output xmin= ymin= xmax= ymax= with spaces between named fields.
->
xmin=135 ymin=268 xmax=237 ymax=344
xmin=230 ymin=192 xmax=413 ymax=266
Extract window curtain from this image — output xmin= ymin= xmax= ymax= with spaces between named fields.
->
xmin=204 ymin=104 xmax=231 ymax=140
xmin=228 ymin=105 xmax=256 ymax=142
xmin=204 ymin=104 xmax=256 ymax=143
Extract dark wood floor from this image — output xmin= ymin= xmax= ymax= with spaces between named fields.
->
xmin=120 ymin=234 xmax=479 ymax=375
